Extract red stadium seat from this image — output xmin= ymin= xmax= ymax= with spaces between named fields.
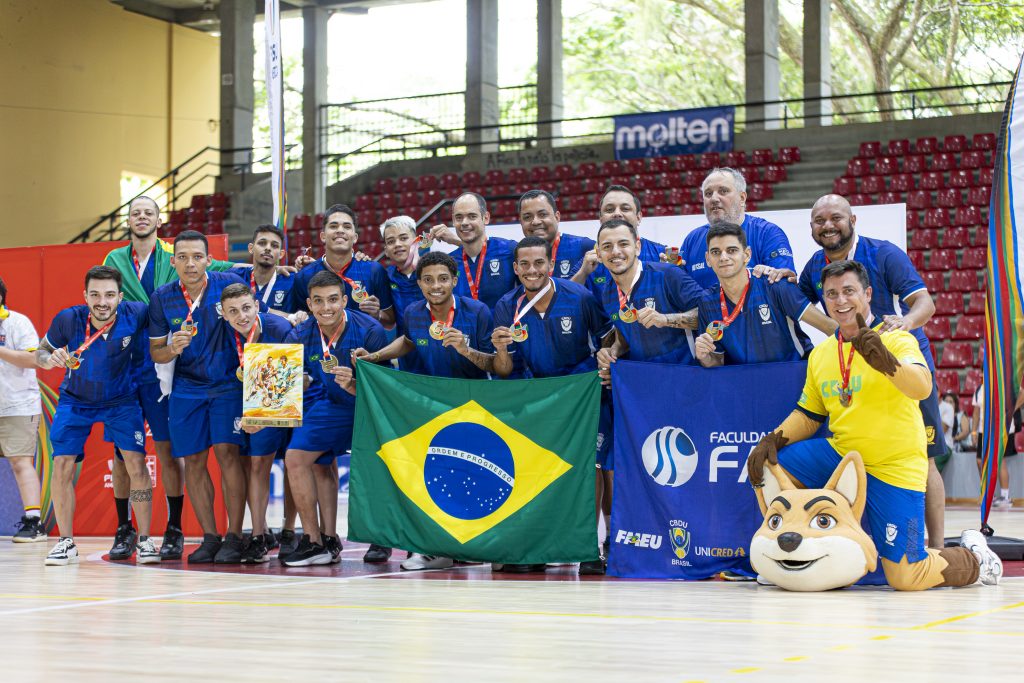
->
xmin=939 ymin=342 xmax=974 ymax=368
xmin=778 ymin=146 xmax=801 ymax=163
xmin=935 ymin=368 xmax=960 ymax=394
xmin=979 ymin=167 xmax=994 ymax=186
xmin=926 ymin=249 xmax=957 ymax=271
xmin=909 ymin=229 xmax=939 ymax=249
xmin=507 ymin=168 xmax=527 ymax=183
xmin=967 ymin=186 xmax=991 ymax=207
xmin=908 ymin=249 xmax=925 ymax=271
xmin=888 ymin=139 xmax=911 ymax=156
xmin=971 ymin=226 xmax=988 ymax=246
xmin=747 ymin=183 xmax=773 ymax=201
xmin=934 ymin=292 xmax=963 ymax=316
xmin=752 ymin=148 xmax=774 ymax=166
xmin=562 ymin=179 xmax=584 ymax=195
xmin=725 ymin=151 xmax=748 ymax=167
xmin=374 ymin=178 xmax=395 ymax=193
xmin=954 ymin=315 xmax=985 ymax=340
xmin=859 ymin=175 xmax=885 ymax=194
xmin=930 ymin=152 xmax=956 ymax=171
xmin=919 ymin=171 xmax=944 ymax=190
xmin=764 ymin=164 xmax=788 ymax=182
xmin=631 ymin=174 xmax=656 ymax=191
xmin=698 ymin=152 xmax=721 ymax=169
xmin=858 ymin=141 xmax=881 ymax=158
xmin=649 ymin=157 xmax=671 ymax=173
xmin=943 ymin=135 xmax=968 ymax=153
xmin=972 ymin=133 xmax=997 ymax=151
xmin=377 ymin=193 xmax=398 ymax=209
xmin=397 ymin=190 xmax=418 ymax=207
xmin=640 ymin=189 xmax=663 ymax=207
xmin=601 ymin=160 xmax=624 ymax=176
xmin=653 ymin=172 xmax=674 ymax=188
xmin=948 ymin=170 xmax=975 ymax=189
xmin=903 ymin=154 xmax=927 ymax=173
xmin=354 ymin=195 xmax=373 ymax=210
xmin=953 ymin=206 xmax=983 ymax=227
xmin=959 ymin=150 xmax=984 ymax=170
xmin=682 ymin=170 xmax=702 ymax=187
xmin=422 ymin=189 xmax=442 ymax=205
xmin=961 ymin=247 xmax=987 ymax=270
xmin=833 ymin=177 xmax=856 ymax=195
xmin=941 ymin=226 xmax=970 ymax=248
xmin=923 ymin=207 xmax=950 ymax=228
xmin=190 ymin=194 xmax=209 ymax=210
xmin=849 ymin=193 xmax=872 ymax=206
xmin=907 ymin=190 xmax=932 ymax=210
xmin=439 ymin=172 xmax=460 ymax=189
xmin=905 ymin=210 xmax=920 ymax=230
xmin=667 ymin=187 xmax=695 ymax=205
xmin=948 ymin=270 xmax=979 ymax=292
xmin=483 ymin=170 xmax=504 ymax=185
xmin=915 ymin=137 xmax=938 ymax=154
xmin=964 ymin=368 xmax=983 ymax=395
xmin=890 ymin=173 xmax=914 ymax=193
xmin=846 ymin=158 xmax=869 ymax=177
xmin=936 ymin=188 xmax=963 ymax=209
xmin=397 ymin=176 xmax=417 ymax=192
xmin=878 ymin=191 xmax=903 ymax=204
xmin=625 ymin=159 xmax=646 ymax=175
xmin=462 ymin=170 xmax=481 ymax=186
xmin=873 ymin=156 xmax=899 ymax=175
xmin=418 ymin=175 xmax=439 ymax=191
xmin=922 ymin=270 xmax=945 ymax=292
xmin=672 ymin=154 xmax=696 ymax=171
xmin=576 ymin=162 xmax=598 ymax=178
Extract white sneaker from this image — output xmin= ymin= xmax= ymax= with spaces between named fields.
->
xmin=400 ymin=553 xmax=454 ymax=571
xmin=136 ymin=538 xmax=162 ymax=564
xmin=755 ymin=575 xmax=775 ymax=586
xmin=992 ymin=495 xmax=1012 ymax=509
xmin=960 ymin=529 xmax=1002 ymax=586
xmin=45 ymin=537 xmax=78 ymax=566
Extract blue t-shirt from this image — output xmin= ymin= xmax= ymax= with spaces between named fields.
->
xmin=235 ymin=265 xmax=296 ymax=313
xmin=449 ymin=236 xmax=518 ymax=310
xmin=681 ymin=215 xmax=796 ymax=289
xmin=148 ymin=271 xmax=248 ymax=397
xmin=288 ymin=256 xmax=394 ymax=315
xmin=285 ymin=310 xmax=388 ymax=408
xmin=494 ymin=278 xmax=611 ymax=378
xmin=386 ymin=265 xmax=425 ymax=330
xmin=697 ymin=274 xmax=813 ymax=364
xmin=44 ymin=302 xmax=148 ymax=407
xmin=399 ymin=296 xmax=494 ymax=379
xmin=139 ymin=254 xmax=157 ymax=299
xmin=584 ymin=237 xmax=667 ymax=298
xmin=551 ymin=232 xmax=595 ymax=279
xmin=798 ymin=234 xmax=935 ymax=370
xmin=597 ymin=261 xmax=705 ymax=365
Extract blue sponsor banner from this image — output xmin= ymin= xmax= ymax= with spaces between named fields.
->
xmin=608 ymin=360 xmax=807 ymax=579
xmin=613 ymin=106 xmax=735 ymax=160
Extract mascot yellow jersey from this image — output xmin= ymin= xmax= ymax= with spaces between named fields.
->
xmin=797 ymin=327 xmax=928 ymax=492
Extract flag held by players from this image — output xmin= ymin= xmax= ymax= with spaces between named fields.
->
xmin=348 ymin=362 xmax=601 ymax=564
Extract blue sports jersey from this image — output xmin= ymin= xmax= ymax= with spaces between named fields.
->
xmin=228 ymin=312 xmax=293 ymax=347
xmin=697 ymin=273 xmax=812 ymax=364
xmin=798 ymin=234 xmax=935 ymax=370
xmin=285 ymin=310 xmax=388 ymax=408
xmin=139 ymin=254 xmax=157 ymax=299
xmin=386 ymin=265 xmax=425 ymax=329
xmin=584 ymin=237 xmax=667 ymax=298
xmin=235 ymin=265 xmax=296 ymax=313
xmin=44 ymin=302 xmax=148 ymax=407
xmin=494 ymin=278 xmax=611 ymax=378
xmin=399 ymin=296 xmax=494 ymax=379
xmin=148 ymin=271 xmax=248 ymax=397
xmin=550 ymin=232 xmax=595 ymax=279
xmin=288 ymin=256 xmax=394 ymax=315
xmin=681 ymin=215 xmax=796 ymax=289
xmin=450 ymin=236 xmax=518 ymax=310
xmin=598 ymin=261 xmax=705 ymax=364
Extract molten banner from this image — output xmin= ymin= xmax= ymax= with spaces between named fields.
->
xmin=613 ymin=105 xmax=735 ymax=160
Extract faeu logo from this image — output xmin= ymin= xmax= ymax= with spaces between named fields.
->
xmin=614 ymin=106 xmax=735 ymax=160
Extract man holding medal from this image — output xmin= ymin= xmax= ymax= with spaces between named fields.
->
xmin=220 ymin=283 xmax=294 ymax=563
xmin=148 ymin=231 xmax=251 ymax=564
xmin=289 ymin=205 xmax=395 ymax=327
xmin=36 ymin=266 xmax=156 ymax=566
xmin=518 ymin=190 xmax=594 ymax=279
xmin=492 ymin=236 xmax=614 ymax=574
xmin=747 ymin=260 xmax=1002 ymax=590
xmin=695 ymin=222 xmax=836 ymax=367
xmin=380 ymin=215 xmax=426 ymax=333
xmin=797 ymin=194 xmax=946 ymax=548
xmin=282 ymin=270 xmax=388 ymax=567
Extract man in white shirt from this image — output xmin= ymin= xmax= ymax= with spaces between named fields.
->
xmin=0 ymin=277 xmax=46 ymax=542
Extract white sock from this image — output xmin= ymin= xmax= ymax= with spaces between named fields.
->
xmin=1000 ymin=488 xmax=1010 ymax=498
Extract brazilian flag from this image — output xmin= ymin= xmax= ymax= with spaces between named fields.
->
xmin=348 ymin=362 xmax=601 ymax=564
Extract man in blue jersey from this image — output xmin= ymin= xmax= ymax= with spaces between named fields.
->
xmin=289 ymin=204 xmax=395 ymax=327
xmin=220 ymin=283 xmax=294 ymax=563
xmin=493 ymin=236 xmax=614 ymax=574
xmin=677 ymin=168 xmax=796 ymax=288
xmin=381 ymin=215 xmax=425 ymax=332
xmin=36 ymin=266 xmax=157 ymax=566
xmin=235 ymin=225 xmax=298 ymax=316
xmin=281 ymin=270 xmax=389 ymax=566
xmin=149 ymin=231 xmax=250 ymax=564
xmin=694 ymin=222 xmax=836 ymax=367
xmin=518 ymin=190 xmax=594 ymax=279
xmin=798 ymin=193 xmax=946 ymax=547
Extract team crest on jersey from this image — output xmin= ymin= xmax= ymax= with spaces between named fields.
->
xmin=488 ymin=259 xmax=500 ymax=274
xmin=558 ymin=260 xmax=571 ymax=276
xmin=643 ymin=298 xmax=656 ymax=309
xmin=122 ymin=336 xmax=131 ymax=349
xmin=759 ymin=304 xmax=772 ymax=323
xmin=560 ymin=317 xmax=573 ymax=333
xmin=215 ymin=303 xmax=224 ymax=318
xmin=885 ymin=523 xmax=898 ymax=545
xmin=274 ymin=291 xmax=285 ymax=305
xmin=134 ymin=431 xmax=144 ymax=445
xmin=233 ymin=417 xmax=242 ymax=434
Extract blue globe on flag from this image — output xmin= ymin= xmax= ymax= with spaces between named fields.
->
xmin=424 ymin=423 xmax=516 ymax=520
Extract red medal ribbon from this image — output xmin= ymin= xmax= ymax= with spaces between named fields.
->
xmin=402 ymin=236 xmax=422 ymax=270
xmin=318 ymin=313 xmax=347 ymax=361
xmin=461 ymin=240 xmax=489 ymax=300
xmin=837 ymin=331 xmax=856 ymax=404
xmin=71 ymin=314 xmax=118 ymax=359
xmin=322 ymin=255 xmax=357 ymax=289
xmin=131 ymin=247 xmax=144 ymax=280
xmin=513 ymin=280 xmax=553 ymax=326
xmin=548 ymin=233 xmax=561 ymax=275
xmin=717 ymin=279 xmax=751 ymax=330
xmin=179 ymin=276 xmax=208 ymax=326
xmin=234 ymin=317 xmax=262 ymax=369
xmin=430 ymin=302 xmax=456 ymax=329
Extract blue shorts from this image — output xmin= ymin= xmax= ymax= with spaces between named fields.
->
xmin=596 ymin=392 xmax=614 ymax=470
xmin=168 ymin=393 xmax=243 ymax=458
xmin=138 ymin=382 xmax=170 ymax=443
xmin=51 ymin=400 xmax=146 ymax=462
xmin=246 ymin=427 xmax=292 ymax=458
xmin=777 ymin=438 xmax=927 ymax=568
xmin=920 ymin=378 xmax=944 ymax=458
xmin=287 ymin=399 xmax=352 ymax=465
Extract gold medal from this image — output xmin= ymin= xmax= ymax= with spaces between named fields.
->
xmin=511 ymin=322 xmax=528 ymax=342
xmin=663 ymin=247 xmax=682 ymax=266
xmin=65 ymin=353 xmax=82 ymax=371
xmin=320 ymin=355 xmax=338 ymax=372
xmin=182 ymin=321 xmax=198 ymax=336
xmin=351 ymin=283 xmax=367 ymax=303
xmin=429 ymin=321 xmax=446 ymax=340
xmin=236 ymin=367 xmax=244 ymax=382
xmin=619 ymin=305 xmax=638 ymax=324
xmin=706 ymin=321 xmax=725 ymax=342
xmin=839 ymin=389 xmax=852 ymax=408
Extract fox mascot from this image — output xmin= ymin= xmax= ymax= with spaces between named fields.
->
xmin=750 ymin=452 xmax=878 ymax=591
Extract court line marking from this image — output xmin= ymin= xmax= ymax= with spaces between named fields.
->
xmin=912 ymin=600 xmax=1024 ymax=629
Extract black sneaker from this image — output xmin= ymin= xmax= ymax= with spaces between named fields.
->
xmin=503 ymin=563 xmax=548 ymax=573
xmin=282 ymin=535 xmax=331 ymax=567
xmin=243 ymin=534 xmax=269 ymax=564
xmin=12 ymin=516 xmax=46 ymax=543
xmin=214 ymin=533 xmax=245 ymax=564
xmin=264 ymin=530 xmax=279 ymax=551
xmin=109 ymin=523 xmax=137 ymax=560
xmin=578 ymin=557 xmax=606 ymax=575
xmin=324 ymin=534 xmax=343 ymax=563
xmin=278 ymin=529 xmax=298 ymax=556
xmin=160 ymin=525 xmax=184 ymax=560
xmin=188 ymin=534 xmax=222 ymax=564
xmin=362 ymin=544 xmax=392 ymax=563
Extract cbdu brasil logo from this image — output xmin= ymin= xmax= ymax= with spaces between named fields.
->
xmin=641 ymin=427 xmax=698 ymax=486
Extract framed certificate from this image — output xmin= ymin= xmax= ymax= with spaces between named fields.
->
xmin=241 ymin=343 xmax=303 ymax=427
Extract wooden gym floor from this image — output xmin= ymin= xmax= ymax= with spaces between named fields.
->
xmin=1 ymin=506 xmax=1022 ymax=682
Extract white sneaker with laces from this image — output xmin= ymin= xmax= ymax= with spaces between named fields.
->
xmin=400 ymin=553 xmax=454 ymax=571
xmin=45 ymin=537 xmax=78 ymax=566
xmin=136 ymin=538 xmax=162 ymax=564
xmin=960 ymin=529 xmax=1002 ymax=586
xmin=992 ymin=495 xmax=1012 ymax=509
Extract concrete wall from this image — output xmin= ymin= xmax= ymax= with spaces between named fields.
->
xmin=0 ymin=0 xmax=219 ymax=247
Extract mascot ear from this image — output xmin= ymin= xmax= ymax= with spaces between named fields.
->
xmin=756 ymin=462 xmax=796 ymax=515
xmin=825 ymin=451 xmax=867 ymax=520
